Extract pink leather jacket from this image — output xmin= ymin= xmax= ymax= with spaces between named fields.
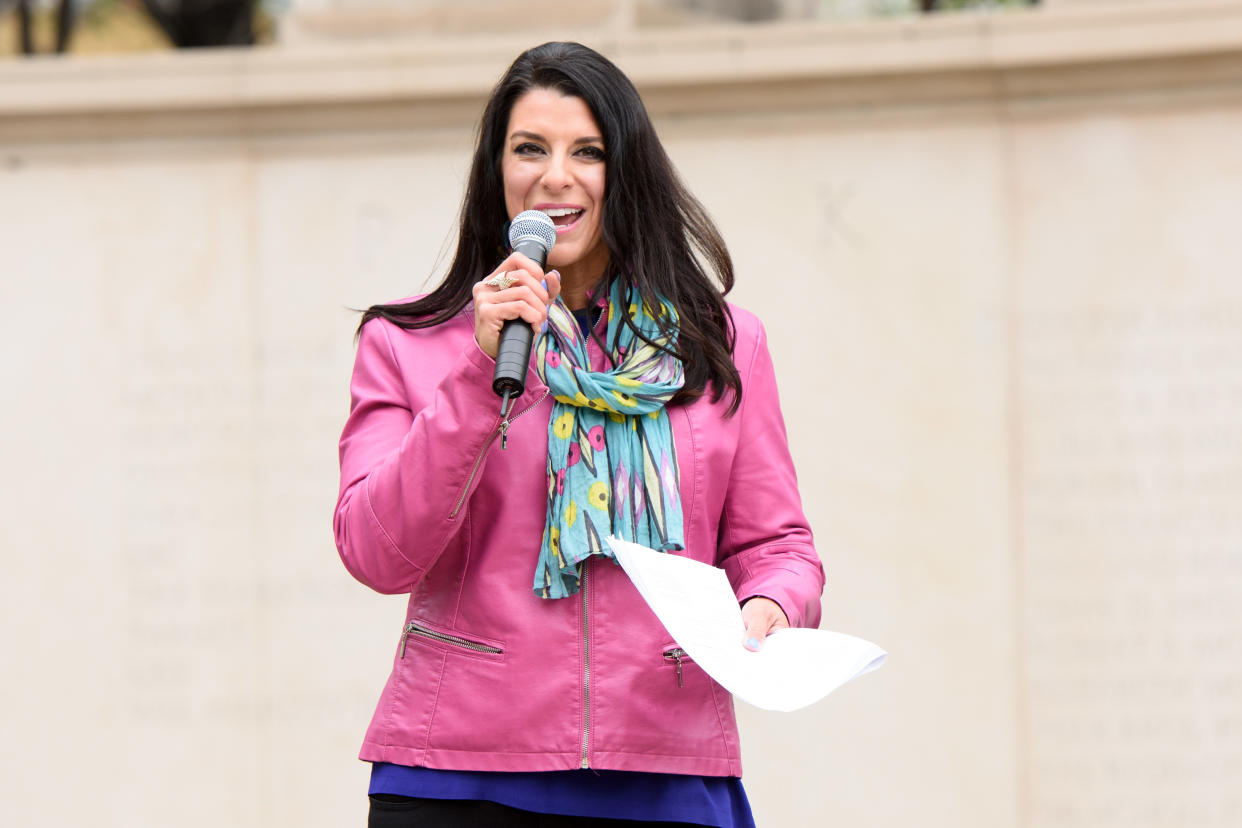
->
xmin=334 ymin=299 xmax=825 ymax=777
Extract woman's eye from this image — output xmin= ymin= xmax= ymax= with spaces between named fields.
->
xmin=514 ymin=143 xmax=544 ymax=155
xmin=578 ymin=146 xmax=606 ymax=160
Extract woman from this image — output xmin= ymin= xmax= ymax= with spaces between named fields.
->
xmin=334 ymin=42 xmax=825 ymax=827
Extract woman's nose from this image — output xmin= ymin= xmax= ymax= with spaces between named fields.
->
xmin=541 ymin=152 xmax=572 ymax=191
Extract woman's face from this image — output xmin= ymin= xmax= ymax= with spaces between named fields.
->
xmin=502 ymin=88 xmax=608 ymax=286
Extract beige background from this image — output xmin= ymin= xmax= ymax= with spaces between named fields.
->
xmin=2 ymin=1 xmax=1240 ymax=825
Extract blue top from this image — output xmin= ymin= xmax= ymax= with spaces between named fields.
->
xmin=366 ymin=304 xmax=757 ymax=827
xmin=571 ymin=306 xmax=598 ymax=337
xmin=369 ymin=764 xmax=755 ymax=827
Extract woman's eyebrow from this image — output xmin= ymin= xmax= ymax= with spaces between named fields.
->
xmin=509 ymin=130 xmax=604 ymax=145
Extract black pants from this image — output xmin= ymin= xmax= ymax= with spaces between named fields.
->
xmin=368 ymin=794 xmax=702 ymax=827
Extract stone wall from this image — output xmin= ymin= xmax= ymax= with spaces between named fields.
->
xmin=2 ymin=2 xmax=1240 ymax=825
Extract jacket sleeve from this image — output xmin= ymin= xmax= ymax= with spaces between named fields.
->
xmin=333 ymin=317 xmax=503 ymax=594
xmin=717 ymin=319 xmax=826 ymax=629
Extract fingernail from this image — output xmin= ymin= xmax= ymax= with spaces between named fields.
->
xmin=541 ymin=319 xmax=548 ymax=333
xmin=540 ymin=278 xmax=548 ymax=290
xmin=745 ymin=637 xmax=761 ymax=652
xmin=547 ymin=269 xmax=560 ymax=280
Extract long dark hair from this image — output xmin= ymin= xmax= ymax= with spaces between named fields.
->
xmin=360 ymin=41 xmax=741 ymax=413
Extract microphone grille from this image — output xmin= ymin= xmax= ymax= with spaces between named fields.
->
xmin=509 ymin=210 xmax=557 ymax=253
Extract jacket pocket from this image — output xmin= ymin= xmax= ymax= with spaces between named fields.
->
xmin=400 ymin=620 xmax=505 ymax=660
xmin=661 ymin=646 xmax=693 ymax=688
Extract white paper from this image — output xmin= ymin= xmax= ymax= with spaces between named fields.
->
xmin=607 ymin=536 xmax=886 ymax=712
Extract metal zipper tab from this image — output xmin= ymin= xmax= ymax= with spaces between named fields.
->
xmin=498 ymin=390 xmax=514 ymax=450
xmin=400 ymin=621 xmax=503 ymax=659
xmin=662 ymin=648 xmax=686 ymax=688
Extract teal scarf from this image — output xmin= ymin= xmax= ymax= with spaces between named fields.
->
xmin=532 ymin=281 xmax=686 ymax=599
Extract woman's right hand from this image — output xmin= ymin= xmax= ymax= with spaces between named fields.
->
xmin=472 ymin=252 xmax=562 ymax=360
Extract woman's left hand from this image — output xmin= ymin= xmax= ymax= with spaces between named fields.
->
xmin=741 ymin=597 xmax=789 ymax=651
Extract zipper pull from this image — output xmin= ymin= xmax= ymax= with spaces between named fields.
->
xmin=664 ymin=649 xmax=685 ymax=688
xmin=499 ymin=390 xmax=514 ymax=450
xmin=400 ymin=622 xmax=414 ymax=658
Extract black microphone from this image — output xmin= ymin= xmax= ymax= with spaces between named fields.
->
xmin=492 ymin=210 xmax=557 ymax=402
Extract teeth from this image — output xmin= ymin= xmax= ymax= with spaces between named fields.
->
xmin=542 ymin=208 xmax=583 ymax=217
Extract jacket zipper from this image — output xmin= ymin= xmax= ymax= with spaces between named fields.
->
xmin=580 ymin=559 xmax=592 ymax=769
xmin=449 ymin=389 xmax=549 ymax=519
xmin=400 ymin=622 xmax=503 ymax=659
xmin=662 ymin=648 xmax=688 ymax=688
xmin=576 ymin=307 xmax=607 ymax=771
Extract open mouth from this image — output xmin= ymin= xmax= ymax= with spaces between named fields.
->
xmin=541 ymin=207 xmax=585 ymax=232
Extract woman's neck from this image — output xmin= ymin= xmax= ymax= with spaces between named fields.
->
xmin=557 ymin=266 xmax=605 ymax=311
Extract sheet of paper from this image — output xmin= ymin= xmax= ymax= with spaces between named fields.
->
xmin=607 ymin=536 xmax=886 ymax=712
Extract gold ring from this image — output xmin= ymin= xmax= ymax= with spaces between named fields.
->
xmin=485 ymin=271 xmax=518 ymax=290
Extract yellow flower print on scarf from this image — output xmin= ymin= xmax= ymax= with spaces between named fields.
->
xmin=612 ymin=390 xmax=639 ymax=408
xmin=587 ymin=481 xmax=609 ymax=511
xmin=550 ymin=526 xmax=563 ymax=565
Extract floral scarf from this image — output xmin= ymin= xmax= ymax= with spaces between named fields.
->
xmin=532 ymin=281 xmax=686 ymax=598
